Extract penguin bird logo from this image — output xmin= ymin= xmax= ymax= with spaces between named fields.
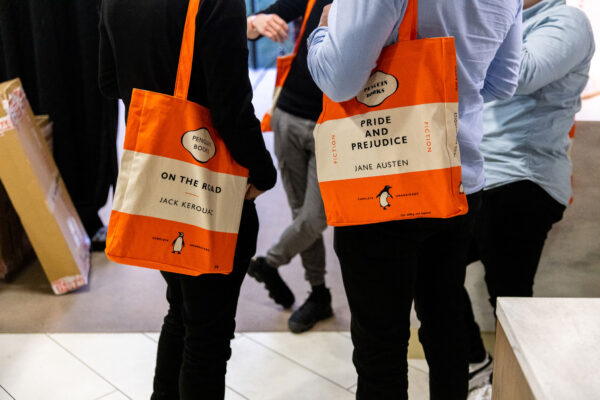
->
xmin=172 ymin=232 xmax=185 ymax=254
xmin=377 ymin=185 xmax=392 ymax=210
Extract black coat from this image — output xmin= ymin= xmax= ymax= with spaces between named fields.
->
xmin=99 ymin=0 xmax=276 ymax=191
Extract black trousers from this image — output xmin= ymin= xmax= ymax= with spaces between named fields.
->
xmin=151 ymin=201 xmax=258 ymax=400
xmin=464 ymin=180 xmax=566 ymax=363
xmin=334 ymin=192 xmax=482 ymax=400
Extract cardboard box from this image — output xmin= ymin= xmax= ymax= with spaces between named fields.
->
xmin=0 ymin=115 xmax=54 ymax=280
xmin=0 ymin=78 xmax=90 ymax=294
xmin=0 ymin=182 xmax=34 ymax=280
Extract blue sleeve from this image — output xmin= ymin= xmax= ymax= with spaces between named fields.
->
xmin=516 ymin=8 xmax=595 ymax=96
xmin=481 ymin=5 xmax=523 ymax=103
xmin=307 ymin=0 xmax=406 ymax=102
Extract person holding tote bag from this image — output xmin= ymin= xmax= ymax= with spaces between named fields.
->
xmin=98 ymin=0 xmax=276 ymax=398
xmin=307 ymin=0 xmax=522 ymax=398
xmin=245 ymin=0 xmax=336 ymax=334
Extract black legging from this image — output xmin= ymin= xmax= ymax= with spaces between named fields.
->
xmin=464 ymin=180 xmax=565 ymax=363
xmin=151 ymin=200 xmax=258 ymax=400
xmin=334 ymin=192 xmax=482 ymax=400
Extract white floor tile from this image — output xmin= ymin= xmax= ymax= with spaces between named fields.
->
xmin=227 ymin=335 xmax=354 ymax=400
xmin=0 ymin=334 xmax=115 ymax=400
xmin=0 ymin=386 xmax=13 ymax=400
xmin=246 ymin=332 xmax=357 ymax=389
xmin=408 ymin=359 xmax=429 ymax=373
xmin=0 ymin=332 xmax=431 ymax=400
xmin=408 ymin=366 xmax=429 ymax=400
xmin=95 ymin=391 xmax=129 ymax=400
xmin=225 ymin=387 xmax=248 ymax=400
xmin=144 ymin=332 xmax=159 ymax=343
xmin=332 ymin=364 xmax=429 ymax=399
xmin=50 ymin=333 xmax=157 ymax=400
xmin=348 ymin=366 xmax=429 ymax=400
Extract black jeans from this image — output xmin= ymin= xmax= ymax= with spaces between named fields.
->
xmin=464 ymin=180 xmax=565 ymax=363
xmin=334 ymin=192 xmax=482 ymax=400
xmin=151 ymin=200 xmax=258 ymax=400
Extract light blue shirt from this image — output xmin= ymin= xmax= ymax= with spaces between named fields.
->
xmin=481 ymin=0 xmax=595 ymax=206
xmin=307 ymin=0 xmax=523 ymax=195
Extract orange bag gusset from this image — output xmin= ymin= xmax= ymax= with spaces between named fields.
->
xmin=313 ymin=0 xmax=468 ymax=226
xmin=105 ymin=0 xmax=248 ymax=275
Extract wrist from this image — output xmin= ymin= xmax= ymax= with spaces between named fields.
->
xmin=248 ymin=15 xmax=257 ymax=30
xmin=247 ymin=15 xmax=259 ymax=39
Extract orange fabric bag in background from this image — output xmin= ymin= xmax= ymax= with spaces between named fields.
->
xmin=260 ymin=0 xmax=317 ymax=132
xmin=105 ymin=0 xmax=249 ymax=275
xmin=313 ymin=0 xmax=468 ymax=226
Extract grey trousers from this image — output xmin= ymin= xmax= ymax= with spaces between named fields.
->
xmin=266 ymin=107 xmax=328 ymax=287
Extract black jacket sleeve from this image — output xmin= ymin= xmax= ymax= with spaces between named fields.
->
xmin=195 ymin=0 xmax=276 ymax=191
xmin=259 ymin=0 xmax=308 ymax=22
xmin=98 ymin=4 xmax=119 ymax=100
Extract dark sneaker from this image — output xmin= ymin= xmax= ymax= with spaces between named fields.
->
xmin=288 ymin=286 xmax=333 ymax=333
xmin=247 ymin=257 xmax=295 ymax=308
xmin=91 ymin=226 xmax=108 ymax=252
xmin=469 ymin=352 xmax=493 ymax=391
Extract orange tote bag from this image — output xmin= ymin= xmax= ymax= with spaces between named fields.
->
xmin=313 ymin=0 xmax=468 ymax=227
xmin=105 ymin=0 xmax=249 ymax=275
xmin=261 ymin=0 xmax=317 ymax=132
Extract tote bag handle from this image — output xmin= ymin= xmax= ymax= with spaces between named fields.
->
xmin=397 ymin=0 xmax=417 ymax=41
xmin=174 ymin=0 xmax=201 ymax=100
xmin=292 ymin=0 xmax=318 ymax=55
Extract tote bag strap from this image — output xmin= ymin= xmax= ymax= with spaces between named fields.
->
xmin=292 ymin=0 xmax=318 ymax=55
xmin=174 ymin=0 xmax=201 ymax=99
xmin=397 ymin=0 xmax=417 ymax=41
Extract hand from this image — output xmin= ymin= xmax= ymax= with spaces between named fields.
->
xmin=245 ymin=184 xmax=266 ymax=200
xmin=319 ymin=5 xmax=331 ymax=27
xmin=248 ymin=14 xmax=289 ymax=43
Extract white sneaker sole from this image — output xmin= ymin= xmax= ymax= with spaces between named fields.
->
xmin=468 ymin=357 xmax=493 ymax=390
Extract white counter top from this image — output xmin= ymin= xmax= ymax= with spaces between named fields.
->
xmin=497 ymin=297 xmax=600 ymax=400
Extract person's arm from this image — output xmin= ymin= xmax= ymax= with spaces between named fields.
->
xmin=196 ymin=0 xmax=276 ymax=192
xmin=481 ymin=5 xmax=523 ymax=103
xmin=307 ymin=0 xmax=406 ymax=102
xmin=98 ymin=2 xmax=120 ymax=99
xmin=247 ymin=14 xmax=289 ymax=42
xmin=247 ymin=0 xmax=307 ymax=42
xmin=516 ymin=8 xmax=594 ymax=95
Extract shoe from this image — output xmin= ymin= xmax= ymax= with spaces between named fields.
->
xmin=469 ymin=352 xmax=493 ymax=391
xmin=468 ymin=383 xmax=492 ymax=400
xmin=247 ymin=257 xmax=295 ymax=308
xmin=288 ymin=286 xmax=333 ymax=333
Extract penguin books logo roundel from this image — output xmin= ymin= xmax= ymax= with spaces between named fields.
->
xmin=182 ymin=128 xmax=217 ymax=163
xmin=356 ymin=71 xmax=398 ymax=107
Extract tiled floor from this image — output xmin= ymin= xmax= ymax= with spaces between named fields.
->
xmin=0 ymin=332 xmax=431 ymax=400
